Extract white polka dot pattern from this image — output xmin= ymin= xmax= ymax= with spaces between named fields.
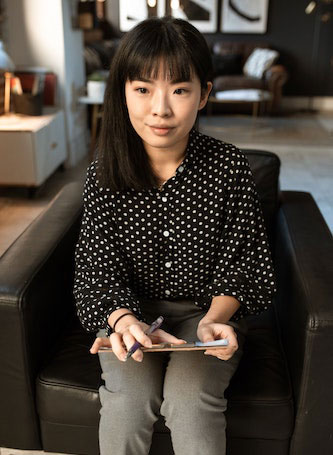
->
xmin=73 ymin=129 xmax=276 ymax=336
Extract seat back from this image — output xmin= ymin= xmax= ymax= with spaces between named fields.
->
xmin=242 ymin=149 xmax=281 ymax=245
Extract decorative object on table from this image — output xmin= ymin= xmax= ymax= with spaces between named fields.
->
xmin=86 ymin=70 xmax=108 ymax=100
xmin=221 ymin=0 xmax=269 ymax=33
xmin=243 ymin=48 xmax=279 ymax=79
xmin=167 ymin=0 xmax=218 ymax=33
xmin=0 ymin=40 xmax=15 ymax=115
xmin=10 ymin=69 xmax=47 ymax=116
xmin=14 ymin=67 xmax=57 ymax=106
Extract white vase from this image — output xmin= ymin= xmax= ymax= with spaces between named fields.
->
xmin=87 ymin=80 xmax=106 ymax=101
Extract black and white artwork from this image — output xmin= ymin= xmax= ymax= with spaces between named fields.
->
xmin=221 ymin=0 xmax=269 ymax=34
xmin=119 ymin=0 xmax=217 ymax=33
xmin=167 ymin=0 xmax=218 ymax=33
xmin=119 ymin=0 xmax=166 ymax=32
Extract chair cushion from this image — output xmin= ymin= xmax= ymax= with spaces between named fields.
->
xmin=36 ymin=306 xmax=293 ymax=453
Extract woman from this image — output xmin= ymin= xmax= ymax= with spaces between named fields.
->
xmin=73 ymin=16 xmax=276 ymax=455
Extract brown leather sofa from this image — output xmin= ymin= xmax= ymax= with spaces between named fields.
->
xmin=210 ymin=42 xmax=289 ymax=113
xmin=0 ymin=149 xmax=332 ymax=455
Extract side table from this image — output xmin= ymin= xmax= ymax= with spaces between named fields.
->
xmin=78 ymin=95 xmax=103 ymax=160
xmin=207 ymin=89 xmax=273 ymax=116
xmin=0 ymin=109 xmax=66 ymax=191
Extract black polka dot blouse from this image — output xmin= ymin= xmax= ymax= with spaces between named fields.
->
xmin=73 ymin=128 xmax=276 ymax=336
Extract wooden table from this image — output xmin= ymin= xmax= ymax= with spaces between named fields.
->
xmin=207 ymin=89 xmax=273 ymax=116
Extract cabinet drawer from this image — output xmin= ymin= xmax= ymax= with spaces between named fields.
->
xmin=0 ymin=132 xmax=35 ymax=185
xmin=34 ymin=111 xmax=67 ymax=185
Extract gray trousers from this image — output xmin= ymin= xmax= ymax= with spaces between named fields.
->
xmin=97 ymin=298 xmax=247 ymax=455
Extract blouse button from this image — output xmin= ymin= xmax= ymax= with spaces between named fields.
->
xmin=165 ymin=262 xmax=172 ymax=268
xmin=178 ymin=165 xmax=184 ymax=172
xmin=163 ymin=230 xmax=170 ymax=237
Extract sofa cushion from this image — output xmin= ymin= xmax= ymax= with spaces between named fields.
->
xmin=243 ymin=48 xmax=279 ymax=79
xmin=212 ymin=53 xmax=243 ymax=77
xmin=213 ymin=74 xmax=267 ymax=93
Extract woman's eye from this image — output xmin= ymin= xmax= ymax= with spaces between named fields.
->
xmin=174 ymin=88 xmax=188 ymax=95
xmin=136 ymin=87 xmax=148 ymax=94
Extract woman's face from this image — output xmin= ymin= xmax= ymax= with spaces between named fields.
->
xmin=125 ymin=61 xmax=212 ymax=157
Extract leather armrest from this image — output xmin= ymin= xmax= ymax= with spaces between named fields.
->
xmin=264 ymin=64 xmax=289 ymax=85
xmin=264 ymin=64 xmax=288 ymax=111
xmin=274 ymin=191 xmax=333 ymax=455
xmin=0 ymin=181 xmax=83 ymax=449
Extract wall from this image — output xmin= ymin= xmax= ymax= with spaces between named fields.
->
xmin=5 ymin=0 xmax=88 ymax=167
xmin=105 ymin=0 xmax=333 ymax=97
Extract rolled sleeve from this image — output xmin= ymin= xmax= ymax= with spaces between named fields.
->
xmin=73 ymin=163 xmax=144 ymax=334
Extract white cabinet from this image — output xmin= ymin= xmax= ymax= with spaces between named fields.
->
xmin=0 ymin=110 xmax=67 ymax=187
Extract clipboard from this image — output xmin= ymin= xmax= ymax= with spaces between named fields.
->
xmin=98 ymin=339 xmax=229 ymax=353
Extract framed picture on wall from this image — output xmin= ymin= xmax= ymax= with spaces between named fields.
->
xmin=119 ymin=0 xmax=218 ymax=33
xmin=119 ymin=0 xmax=166 ymax=32
xmin=167 ymin=0 xmax=218 ymax=33
xmin=221 ymin=0 xmax=269 ymax=34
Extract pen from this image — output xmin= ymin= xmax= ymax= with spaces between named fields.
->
xmin=125 ymin=315 xmax=164 ymax=360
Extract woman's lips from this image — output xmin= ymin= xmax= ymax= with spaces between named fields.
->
xmin=149 ymin=125 xmax=175 ymax=136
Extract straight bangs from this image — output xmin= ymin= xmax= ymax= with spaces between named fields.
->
xmin=126 ymin=48 xmax=194 ymax=84
xmin=124 ymin=24 xmax=195 ymax=84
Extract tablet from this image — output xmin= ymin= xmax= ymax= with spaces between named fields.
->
xmin=98 ymin=339 xmax=229 ymax=353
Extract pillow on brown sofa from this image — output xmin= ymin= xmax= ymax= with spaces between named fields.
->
xmin=243 ymin=48 xmax=279 ymax=79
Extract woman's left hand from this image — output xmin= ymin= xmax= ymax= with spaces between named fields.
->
xmin=197 ymin=320 xmax=238 ymax=361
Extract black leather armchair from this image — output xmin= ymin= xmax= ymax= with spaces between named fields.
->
xmin=1 ymin=150 xmax=332 ymax=455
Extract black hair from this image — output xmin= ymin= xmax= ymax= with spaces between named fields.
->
xmin=96 ymin=16 xmax=213 ymax=192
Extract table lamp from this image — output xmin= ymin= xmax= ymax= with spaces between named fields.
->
xmin=0 ymin=40 xmax=15 ymax=115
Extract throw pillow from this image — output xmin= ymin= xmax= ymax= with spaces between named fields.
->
xmin=243 ymin=48 xmax=279 ymax=79
xmin=211 ymin=54 xmax=243 ymax=77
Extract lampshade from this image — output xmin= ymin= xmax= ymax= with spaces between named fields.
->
xmin=0 ymin=41 xmax=15 ymax=71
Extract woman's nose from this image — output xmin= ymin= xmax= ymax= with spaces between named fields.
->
xmin=151 ymin=91 xmax=172 ymax=117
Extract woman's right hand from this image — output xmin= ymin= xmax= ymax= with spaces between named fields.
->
xmin=91 ymin=316 xmax=186 ymax=363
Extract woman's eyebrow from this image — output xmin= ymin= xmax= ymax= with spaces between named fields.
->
xmin=131 ymin=77 xmax=193 ymax=84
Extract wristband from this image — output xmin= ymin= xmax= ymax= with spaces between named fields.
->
xmin=112 ymin=312 xmax=134 ymax=332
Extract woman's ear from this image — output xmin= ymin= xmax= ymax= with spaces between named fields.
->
xmin=198 ymin=82 xmax=213 ymax=110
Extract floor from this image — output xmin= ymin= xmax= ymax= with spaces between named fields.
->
xmin=199 ymin=112 xmax=333 ymax=232
xmin=0 ymin=110 xmax=332 ymax=454
xmin=0 ymin=111 xmax=332 ymax=258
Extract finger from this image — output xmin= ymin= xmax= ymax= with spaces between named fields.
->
xmin=110 ymin=332 xmax=128 ymax=362
xmin=198 ymin=326 xmax=215 ymax=343
xmin=129 ymin=324 xmax=153 ymax=348
xmin=151 ymin=329 xmax=187 ymax=344
xmin=204 ymin=345 xmax=237 ymax=360
xmin=122 ymin=331 xmax=144 ymax=362
xmin=90 ymin=337 xmax=111 ymax=354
